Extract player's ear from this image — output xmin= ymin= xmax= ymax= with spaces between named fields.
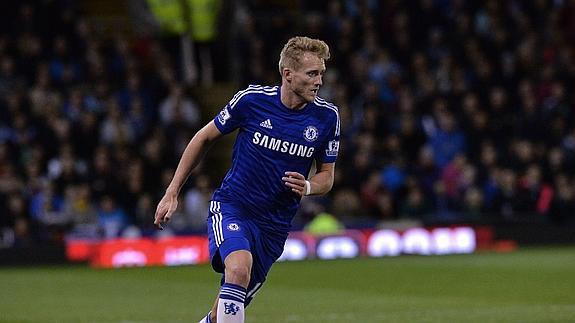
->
xmin=283 ymin=68 xmax=292 ymax=82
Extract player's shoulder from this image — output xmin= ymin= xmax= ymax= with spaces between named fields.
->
xmin=228 ymin=84 xmax=278 ymax=110
xmin=313 ymin=96 xmax=340 ymax=136
xmin=313 ymin=96 xmax=339 ymax=116
xmin=238 ymin=84 xmax=279 ymax=98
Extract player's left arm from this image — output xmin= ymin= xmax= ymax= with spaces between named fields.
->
xmin=283 ymin=161 xmax=334 ymax=197
xmin=285 ymin=106 xmax=339 ymax=197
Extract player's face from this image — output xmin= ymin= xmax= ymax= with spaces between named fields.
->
xmin=291 ymin=52 xmax=326 ymax=103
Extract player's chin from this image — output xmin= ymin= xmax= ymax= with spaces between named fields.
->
xmin=307 ymin=92 xmax=318 ymax=102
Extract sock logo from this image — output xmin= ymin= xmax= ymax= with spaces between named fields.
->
xmin=224 ymin=302 xmax=240 ymax=315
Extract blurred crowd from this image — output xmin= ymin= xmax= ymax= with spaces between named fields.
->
xmin=0 ymin=0 xmax=209 ymax=247
xmin=1 ymin=0 xmax=575 ymax=247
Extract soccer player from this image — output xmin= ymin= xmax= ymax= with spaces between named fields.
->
xmin=154 ymin=36 xmax=340 ymax=323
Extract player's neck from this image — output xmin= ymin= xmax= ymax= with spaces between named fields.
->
xmin=280 ymin=86 xmax=307 ymax=110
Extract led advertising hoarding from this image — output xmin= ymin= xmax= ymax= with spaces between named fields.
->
xmin=67 ymin=226 xmax=483 ymax=268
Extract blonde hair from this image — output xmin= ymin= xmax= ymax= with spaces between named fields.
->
xmin=279 ymin=36 xmax=330 ymax=74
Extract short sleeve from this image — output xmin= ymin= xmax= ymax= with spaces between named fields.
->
xmin=213 ymin=89 xmax=251 ymax=134
xmin=318 ymin=108 xmax=340 ymax=163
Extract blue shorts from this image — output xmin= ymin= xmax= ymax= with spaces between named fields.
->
xmin=206 ymin=200 xmax=288 ymax=306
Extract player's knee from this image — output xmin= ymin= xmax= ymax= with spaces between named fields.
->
xmin=224 ymin=264 xmax=251 ymax=287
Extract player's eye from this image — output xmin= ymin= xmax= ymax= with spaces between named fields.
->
xmin=307 ymin=71 xmax=319 ymax=77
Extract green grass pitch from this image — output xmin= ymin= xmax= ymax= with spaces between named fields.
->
xmin=1 ymin=247 xmax=574 ymax=322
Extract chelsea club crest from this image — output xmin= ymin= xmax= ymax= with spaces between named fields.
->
xmin=227 ymin=223 xmax=240 ymax=231
xmin=303 ymin=126 xmax=319 ymax=142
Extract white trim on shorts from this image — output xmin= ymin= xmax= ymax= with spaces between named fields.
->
xmin=210 ymin=201 xmax=224 ymax=247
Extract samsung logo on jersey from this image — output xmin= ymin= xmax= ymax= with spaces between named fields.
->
xmin=253 ymin=132 xmax=314 ymax=157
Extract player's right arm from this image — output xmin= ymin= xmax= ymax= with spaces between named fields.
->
xmin=154 ymin=86 xmax=252 ymax=229
xmin=154 ymin=121 xmax=223 ymax=230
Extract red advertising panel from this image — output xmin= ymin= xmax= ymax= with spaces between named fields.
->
xmin=92 ymin=239 xmax=158 ymax=268
xmin=66 ymin=239 xmax=98 ymax=262
xmin=156 ymin=237 xmax=210 ymax=266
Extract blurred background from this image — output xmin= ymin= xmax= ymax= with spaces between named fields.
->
xmin=1 ymin=0 xmax=575 ymax=262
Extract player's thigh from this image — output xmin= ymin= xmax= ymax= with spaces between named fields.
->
xmin=207 ymin=200 xmax=252 ymax=272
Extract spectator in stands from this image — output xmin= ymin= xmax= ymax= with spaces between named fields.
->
xmin=65 ymin=184 xmax=99 ymax=239
xmin=29 ymin=181 xmax=69 ymax=242
xmin=3 ymin=194 xmax=35 ymax=247
xmin=97 ymin=195 xmax=129 ymax=239
xmin=100 ymin=100 xmax=135 ymax=145
xmin=461 ymin=187 xmax=485 ymax=221
xmin=548 ymin=174 xmax=575 ymax=225
xmin=159 ymin=83 xmax=201 ymax=129
xmin=399 ymin=184 xmax=433 ymax=220
xmin=304 ymin=210 xmax=345 ymax=235
xmin=183 ymin=174 xmax=214 ymax=233
xmin=427 ymin=108 xmax=466 ymax=169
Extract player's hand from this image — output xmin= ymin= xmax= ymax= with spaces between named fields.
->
xmin=154 ymin=191 xmax=178 ymax=230
xmin=282 ymin=171 xmax=308 ymax=197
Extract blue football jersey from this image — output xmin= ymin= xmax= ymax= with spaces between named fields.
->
xmin=212 ymin=85 xmax=340 ymax=232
